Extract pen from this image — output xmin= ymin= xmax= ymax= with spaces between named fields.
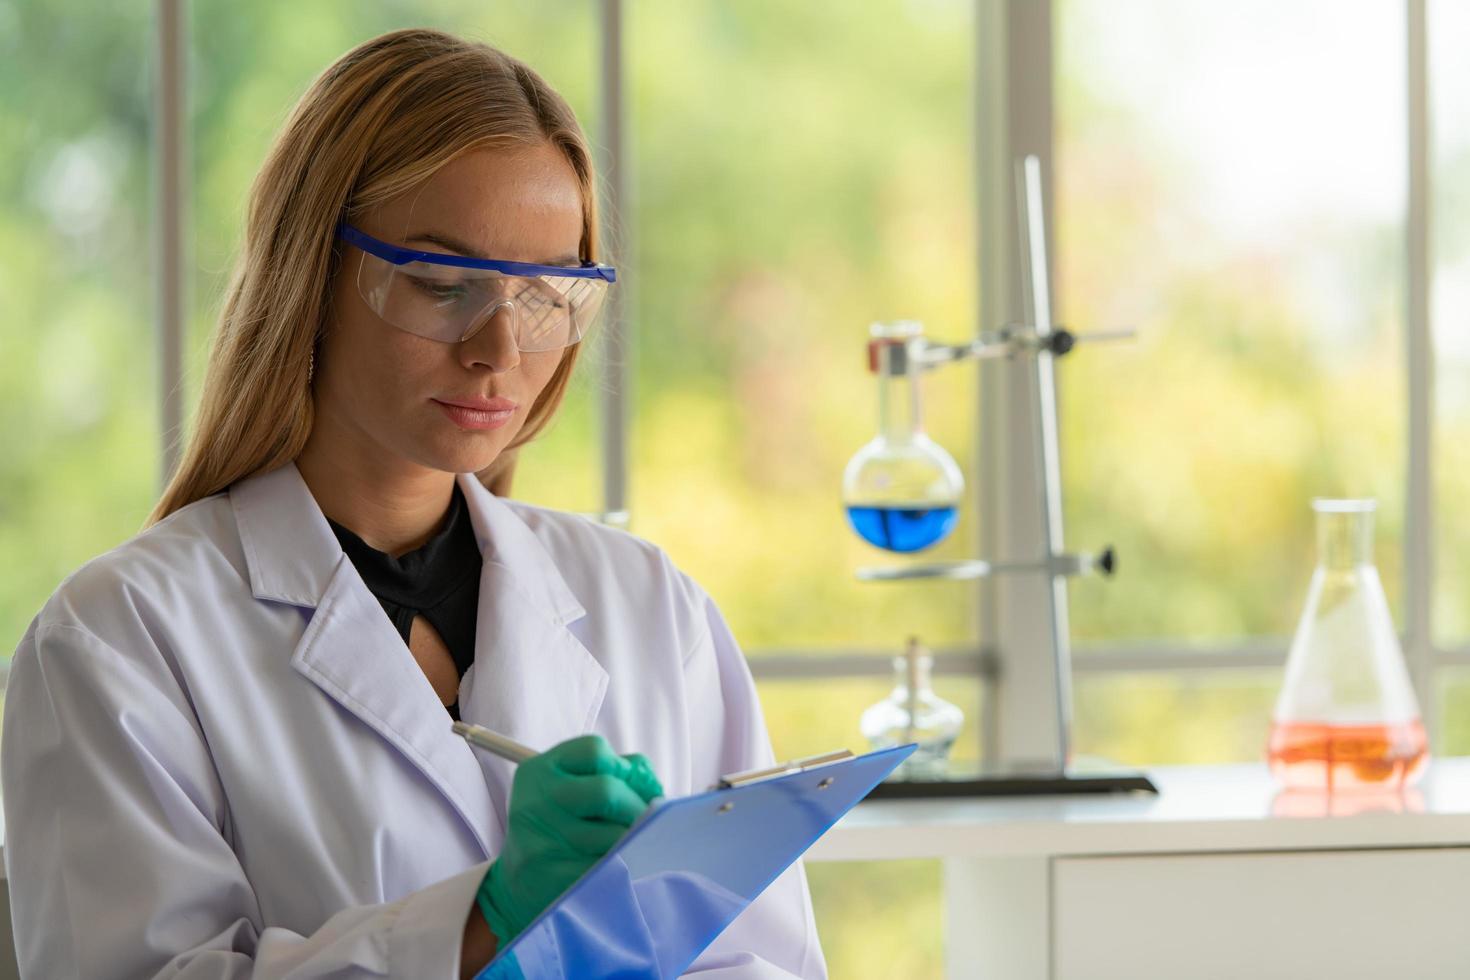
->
xmin=453 ymin=721 xmax=666 ymax=807
xmin=451 ymin=721 xmax=538 ymax=764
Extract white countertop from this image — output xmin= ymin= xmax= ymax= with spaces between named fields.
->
xmin=807 ymin=757 xmax=1470 ymax=862
xmin=5 ymin=761 xmax=1466 ymax=879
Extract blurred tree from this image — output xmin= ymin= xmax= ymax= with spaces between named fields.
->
xmin=5 ymin=4 xmax=1467 ymax=977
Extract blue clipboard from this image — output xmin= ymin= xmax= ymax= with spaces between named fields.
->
xmin=475 ymin=743 xmax=916 ymax=980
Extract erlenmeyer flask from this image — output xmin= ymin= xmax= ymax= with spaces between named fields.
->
xmin=1268 ymin=499 xmax=1429 ymax=791
xmin=843 ymin=321 xmax=964 ymax=553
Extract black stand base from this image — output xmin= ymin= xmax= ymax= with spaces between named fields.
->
xmin=865 ymin=770 xmax=1158 ymax=800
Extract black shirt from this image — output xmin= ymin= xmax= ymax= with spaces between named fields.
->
xmin=326 ymin=482 xmax=482 ymax=720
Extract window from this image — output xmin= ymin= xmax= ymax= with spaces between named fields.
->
xmin=0 ymin=4 xmax=157 ymax=660
xmin=627 ymin=0 xmax=978 ymax=653
xmin=1059 ymin=0 xmax=1407 ymax=646
xmin=1431 ymin=0 xmax=1470 ymax=649
xmin=4 ymin=4 xmax=1457 ymax=977
xmin=1054 ymin=0 xmax=1415 ymax=769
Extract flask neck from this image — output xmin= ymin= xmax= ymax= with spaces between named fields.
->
xmin=892 ymin=650 xmax=933 ymax=694
xmin=876 ymin=342 xmax=923 ymax=443
xmin=1315 ymin=506 xmax=1375 ymax=571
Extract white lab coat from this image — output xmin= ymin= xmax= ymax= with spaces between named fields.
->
xmin=2 ymin=462 xmax=827 ymax=979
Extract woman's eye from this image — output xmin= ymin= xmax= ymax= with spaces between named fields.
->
xmin=409 ymin=276 xmax=468 ymax=302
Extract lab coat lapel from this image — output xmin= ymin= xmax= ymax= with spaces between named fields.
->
xmin=291 ymin=561 xmax=501 ymax=857
xmin=230 ymin=463 xmax=499 ymax=859
xmin=453 ymin=473 xmax=609 ymax=810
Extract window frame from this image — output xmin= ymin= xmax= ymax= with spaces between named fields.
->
xmin=136 ymin=0 xmax=1444 ymax=768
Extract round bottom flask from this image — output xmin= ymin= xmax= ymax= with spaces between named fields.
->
xmin=843 ymin=321 xmax=963 ymax=553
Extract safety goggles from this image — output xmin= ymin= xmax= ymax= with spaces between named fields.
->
xmin=337 ymin=223 xmax=616 ymax=351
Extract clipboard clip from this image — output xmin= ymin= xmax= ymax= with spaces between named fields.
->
xmin=715 ymin=749 xmax=856 ymax=790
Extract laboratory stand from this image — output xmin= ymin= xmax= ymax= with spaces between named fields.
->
xmin=851 ymin=156 xmax=1146 ymax=798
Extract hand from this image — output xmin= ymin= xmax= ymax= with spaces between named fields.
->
xmin=475 ymin=734 xmax=664 ymax=945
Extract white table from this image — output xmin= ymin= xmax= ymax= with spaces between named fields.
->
xmin=806 ymin=758 xmax=1470 ymax=979
xmin=3 ymin=763 xmax=1467 ymax=979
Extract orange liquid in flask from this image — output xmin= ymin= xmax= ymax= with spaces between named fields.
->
xmin=1267 ymin=719 xmax=1429 ymax=792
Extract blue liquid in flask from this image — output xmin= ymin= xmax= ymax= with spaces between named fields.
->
xmin=846 ymin=505 xmax=958 ymax=553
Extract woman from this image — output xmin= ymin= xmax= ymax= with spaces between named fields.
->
xmin=2 ymin=29 xmax=826 ymax=979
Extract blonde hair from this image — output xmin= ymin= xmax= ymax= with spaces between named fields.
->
xmin=149 ymin=28 xmax=600 ymax=525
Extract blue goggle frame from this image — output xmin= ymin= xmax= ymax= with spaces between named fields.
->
xmin=337 ymin=223 xmax=617 ymax=283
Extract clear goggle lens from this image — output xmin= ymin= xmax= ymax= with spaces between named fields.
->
xmin=355 ymin=250 xmax=609 ymax=351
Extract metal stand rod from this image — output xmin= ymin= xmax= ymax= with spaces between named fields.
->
xmin=856 ymin=548 xmax=1114 ymax=582
xmin=1018 ymin=154 xmax=1074 ymax=773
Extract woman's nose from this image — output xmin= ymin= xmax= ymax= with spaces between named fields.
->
xmin=460 ymin=302 xmax=522 ymax=372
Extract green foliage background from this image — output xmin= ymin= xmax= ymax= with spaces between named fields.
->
xmin=3 ymin=2 xmax=1468 ymax=977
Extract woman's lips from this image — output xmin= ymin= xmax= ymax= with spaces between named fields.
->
xmin=436 ymin=395 xmax=517 ymax=412
xmin=432 ymin=398 xmax=517 ymax=430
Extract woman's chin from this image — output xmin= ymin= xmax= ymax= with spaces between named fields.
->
xmin=405 ymin=431 xmax=511 ymax=476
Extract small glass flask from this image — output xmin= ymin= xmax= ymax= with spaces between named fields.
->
xmin=861 ymin=637 xmax=964 ymax=779
xmin=843 ymin=320 xmax=965 ymax=553
xmin=1268 ymin=499 xmax=1429 ymax=791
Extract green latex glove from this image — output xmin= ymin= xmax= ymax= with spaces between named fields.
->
xmin=476 ymin=734 xmax=664 ymax=946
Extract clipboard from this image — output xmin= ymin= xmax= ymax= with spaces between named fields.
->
xmin=475 ymin=742 xmax=916 ymax=980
